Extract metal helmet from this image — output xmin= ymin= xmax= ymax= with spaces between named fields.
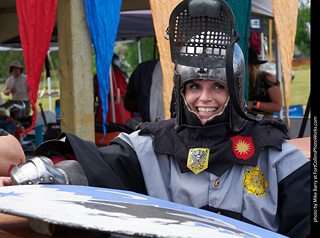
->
xmin=165 ymin=0 xmax=262 ymax=131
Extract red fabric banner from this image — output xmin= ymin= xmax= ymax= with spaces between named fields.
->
xmin=16 ymin=0 xmax=57 ymax=135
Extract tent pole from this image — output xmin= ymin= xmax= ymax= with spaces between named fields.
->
xmin=45 ymin=53 xmax=52 ymax=111
xmin=268 ymin=19 xmax=273 ymax=61
xmin=137 ymin=38 xmax=142 ymax=63
xmin=260 ymin=32 xmax=265 ymax=60
xmin=275 ymin=35 xmax=284 ymax=122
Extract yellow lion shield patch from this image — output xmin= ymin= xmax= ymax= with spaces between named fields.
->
xmin=187 ymin=148 xmax=210 ymax=174
xmin=243 ymin=167 xmax=268 ymax=198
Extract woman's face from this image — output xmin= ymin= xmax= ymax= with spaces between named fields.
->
xmin=184 ymin=79 xmax=229 ymax=125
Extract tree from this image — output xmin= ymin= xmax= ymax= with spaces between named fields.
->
xmin=114 ymin=37 xmax=159 ymax=75
xmin=295 ymin=7 xmax=310 ymax=57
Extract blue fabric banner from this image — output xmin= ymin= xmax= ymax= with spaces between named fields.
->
xmin=84 ymin=0 xmax=122 ymax=136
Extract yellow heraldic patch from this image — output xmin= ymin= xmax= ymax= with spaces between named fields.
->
xmin=243 ymin=167 xmax=268 ymax=198
xmin=187 ymin=148 xmax=210 ymax=174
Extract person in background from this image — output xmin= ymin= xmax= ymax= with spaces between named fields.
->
xmin=3 ymin=60 xmax=30 ymax=117
xmin=124 ymin=60 xmax=164 ymax=124
xmin=94 ymin=54 xmax=131 ymax=125
xmin=247 ymin=48 xmax=282 ymax=118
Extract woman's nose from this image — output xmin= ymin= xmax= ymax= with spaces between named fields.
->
xmin=199 ymin=88 xmax=212 ymax=102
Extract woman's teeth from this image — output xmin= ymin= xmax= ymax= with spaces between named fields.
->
xmin=197 ymin=107 xmax=218 ymax=113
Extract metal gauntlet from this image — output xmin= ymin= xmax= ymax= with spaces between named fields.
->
xmin=10 ymin=156 xmax=68 ymax=185
xmin=10 ymin=156 xmax=88 ymax=186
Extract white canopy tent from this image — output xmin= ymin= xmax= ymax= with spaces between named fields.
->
xmin=252 ymin=0 xmax=273 ymax=18
xmin=0 ymin=0 xmax=274 ymax=44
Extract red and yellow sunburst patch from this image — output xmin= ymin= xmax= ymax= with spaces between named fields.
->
xmin=231 ymin=136 xmax=255 ymax=160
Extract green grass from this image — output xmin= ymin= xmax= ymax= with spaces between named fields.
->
xmin=34 ymin=96 xmax=60 ymax=113
xmin=290 ymin=66 xmax=310 ymax=106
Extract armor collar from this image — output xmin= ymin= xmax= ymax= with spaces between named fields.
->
xmin=139 ymin=119 xmax=289 ymax=176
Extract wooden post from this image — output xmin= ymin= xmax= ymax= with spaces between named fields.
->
xmin=57 ymin=0 xmax=94 ymax=141
xmin=268 ymin=19 xmax=273 ymax=61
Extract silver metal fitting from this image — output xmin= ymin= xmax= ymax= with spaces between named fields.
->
xmin=10 ymin=156 xmax=69 ymax=185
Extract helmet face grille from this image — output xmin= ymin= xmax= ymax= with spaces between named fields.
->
xmin=168 ymin=1 xmax=238 ymax=69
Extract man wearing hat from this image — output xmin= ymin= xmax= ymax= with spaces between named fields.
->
xmin=3 ymin=60 xmax=30 ymax=117
xmin=247 ymin=48 xmax=282 ymax=118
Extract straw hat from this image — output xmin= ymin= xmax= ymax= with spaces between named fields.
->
xmin=9 ymin=60 xmax=24 ymax=73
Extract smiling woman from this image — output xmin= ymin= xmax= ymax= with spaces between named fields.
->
xmin=184 ymin=80 xmax=229 ymax=125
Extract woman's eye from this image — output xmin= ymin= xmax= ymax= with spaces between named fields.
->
xmin=188 ymin=84 xmax=200 ymax=90
xmin=214 ymin=84 xmax=225 ymax=90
